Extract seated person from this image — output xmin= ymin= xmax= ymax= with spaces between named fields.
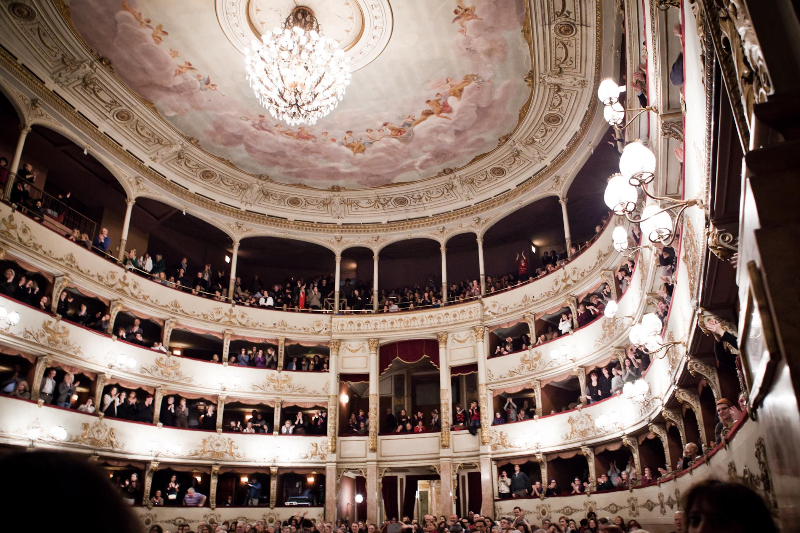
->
xmin=714 ymin=398 xmax=740 ymax=443
xmin=493 ymin=412 xmax=506 ymax=425
xmin=597 ymin=474 xmax=615 ymax=491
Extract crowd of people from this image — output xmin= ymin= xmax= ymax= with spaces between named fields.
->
xmin=378 ymin=402 xmax=481 ymax=435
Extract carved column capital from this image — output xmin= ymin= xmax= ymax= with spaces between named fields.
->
xmin=368 ymin=338 xmax=379 ymax=353
xmin=330 ymin=340 xmax=341 ymax=355
xmin=437 ymin=333 xmax=448 ymax=347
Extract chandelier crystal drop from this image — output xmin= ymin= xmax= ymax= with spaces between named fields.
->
xmin=244 ymin=7 xmax=352 ymax=126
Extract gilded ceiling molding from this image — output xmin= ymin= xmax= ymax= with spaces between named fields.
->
xmin=0 ymin=0 xmax=608 ymax=231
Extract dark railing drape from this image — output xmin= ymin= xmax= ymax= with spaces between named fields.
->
xmin=382 ymin=476 xmax=399 ymax=521
xmin=467 ymin=471 xmax=482 ymax=514
xmin=379 ymin=340 xmax=439 ymax=374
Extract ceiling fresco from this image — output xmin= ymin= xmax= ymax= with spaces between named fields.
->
xmin=66 ymin=0 xmax=533 ymax=189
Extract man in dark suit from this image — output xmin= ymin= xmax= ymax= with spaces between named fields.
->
xmin=92 ymin=227 xmax=111 ymax=255
xmin=118 ymin=391 xmax=138 ymax=421
xmin=137 ymin=395 xmax=154 ymax=423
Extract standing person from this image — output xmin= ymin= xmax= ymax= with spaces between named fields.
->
xmin=175 ymin=398 xmax=189 ymax=428
xmin=468 ymin=400 xmax=480 ymax=436
xmin=166 ymin=475 xmax=181 ymax=505
xmin=92 ymin=228 xmax=111 ymax=255
xmin=55 ymin=373 xmax=78 ymax=408
xmin=246 ymin=477 xmax=262 ymax=506
xmin=497 ymin=471 xmax=512 ymax=499
xmin=39 ymin=368 xmax=57 ymax=405
xmin=161 ymin=396 xmax=176 ymax=427
xmin=515 ymin=251 xmax=528 ymax=278
xmin=509 ymin=464 xmax=529 ymax=498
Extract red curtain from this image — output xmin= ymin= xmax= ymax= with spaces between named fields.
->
xmin=379 ymin=340 xmax=439 ymax=374
xmin=382 ymin=476 xmax=399 ymax=521
xmin=356 ymin=476 xmax=367 ymax=521
xmin=402 ymin=475 xmax=439 ymax=519
xmin=451 ymin=363 xmax=478 ymax=376
xmin=467 ymin=472 xmax=482 ymax=514
xmin=340 ymin=373 xmax=370 ymax=383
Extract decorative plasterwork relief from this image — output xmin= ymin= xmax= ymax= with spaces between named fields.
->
xmin=0 ymin=0 xmax=603 ymax=227
xmin=561 ymin=408 xmax=600 ymax=442
xmin=68 ymin=418 xmax=124 ymax=450
xmin=189 ymin=433 xmax=244 ymax=460
xmin=487 ymin=429 xmax=523 ymax=452
xmin=22 ymin=319 xmax=84 ymax=356
xmin=139 ymin=355 xmax=196 ymax=385
xmin=486 ymin=349 xmax=557 ymax=382
xmin=332 ymin=303 xmax=481 ymax=334
xmin=299 ymin=441 xmax=330 ymax=461
xmin=251 ymin=372 xmax=324 ymax=394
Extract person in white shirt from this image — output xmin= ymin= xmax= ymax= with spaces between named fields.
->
xmin=78 ymin=398 xmax=96 ymax=413
xmin=558 ymin=312 xmax=573 ymax=336
xmin=39 ymin=369 xmax=57 ymax=404
xmin=280 ymin=420 xmax=295 ymax=434
xmin=102 ymin=386 xmax=120 ymax=412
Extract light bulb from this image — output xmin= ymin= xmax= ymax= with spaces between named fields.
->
xmin=603 ymin=102 xmax=625 ymax=126
xmin=619 ymin=141 xmax=656 ymax=181
xmin=629 ymin=324 xmax=646 ymax=345
xmin=6 ymin=311 xmax=19 ymax=325
xmin=0 ymin=306 xmax=7 ymax=321
xmin=641 ymin=313 xmax=663 ymax=335
xmin=604 ymin=300 xmax=618 ymax=318
xmin=639 ymin=205 xmax=673 ymax=244
xmin=340 ymin=393 xmax=349 ymax=404
xmin=597 ymin=78 xmax=625 ymax=105
xmin=604 ymin=174 xmax=638 ymax=214
xmin=49 ymin=426 xmax=67 ymax=441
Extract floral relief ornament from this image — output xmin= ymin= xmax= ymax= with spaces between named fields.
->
xmin=189 ymin=432 xmax=244 ymax=460
xmin=561 ymin=407 xmax=599 ymax=441
xmin=68 ymin=418 xmax=124 ymax=450
xmin=22 ymin=319 xmax=84 ymax=356
xmin=140 ymin=354 xmax=195 ymax=384
xmin=251 ymin=373 xmax=309 ymax=393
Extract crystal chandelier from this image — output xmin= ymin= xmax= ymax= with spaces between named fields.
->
xmin=244 ymin=7 xmax=351 ymax=126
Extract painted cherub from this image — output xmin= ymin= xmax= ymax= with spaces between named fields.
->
xmin=174 ymin=61 xmax=196 ymax=77
xmin=452 ymin=2 xmax=482 ymax=36
xmin=197 ymin=74 xmax=221 ymax=94
xmin=121 ymin=1 xmax=151 ymax=28
xmin=151 ymin=24 xmax=169 ymax=45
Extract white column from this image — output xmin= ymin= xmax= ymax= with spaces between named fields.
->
xmin=560 ymin=197 xmax=572 ymax=258
xmin=4 ymin=124 xmax=31 ymax=200
xmin=334 ymin=254 xmax=342 ymax=312
xmin=441 ymin=244 xmax=448 ymax=304
xmin=474 ymin=326 xmax=491 ymax=444
xmin=328 ymin=340 xmax=341 ymax=453
xmin=373 ymin=254 xmax=379 ymax=312
xmin=368 ymin=339 xmax=379 ymax=451
xmin=228 ymin=240 xmax=239 ymax=302
xmin=438 ymin=333 xmax=451 ymax=448
xmin=477 ymin=236 xmax=486 ymax=295
xmin=117 ymin=197 xmax=136 ymax=261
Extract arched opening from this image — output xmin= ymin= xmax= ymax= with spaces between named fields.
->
xmin=665 ymin=422 xmax=684 ymax=471
xmin=564 ymin=139 xmax=619 ymax=252
xmin=229 ymin=336 xmax=279 ymax=368
xmin=0 ymin=351 xmax=34 ymax=399
xmin=100 ymin=381 xmax=153 ymax=421
xmin=451 ymin=365 xmax=479 ymax=432
xmin=152 ymin=467 xmax=211 ymax=507
xmin=222 ymin=400 xmax=275 ymax=434
xmin=594 ymin=442 xmax=634 ymax=491
xmin=698 ymin=382 xmax=718 ymax=445
xmin=101 ymin=461 xmax=144 ymax=507
xmin=540 ymin=375 xmax=582 ymax=415
xmin=378 ymin=339 xmax=441 ymax=434
xmin=0 ymin=257 xmax=52 ymax=311
xmin=639 ymin=431 xmax=669 ymax=478
xmin=39 ymin=363 xmax=93 ymax=410
xmin=683 ymin=405 xmax=702 ymax=449
xmin=488 ymin=318 xmax=532 ymax=358
xmin=217 ymin=469 xmax=271 ymax=507
xmin=495 ymin=458 xmax=541 ymax=499
xmin=482 ymin=196 xmax=564 ymax=286
xmin=340 ymin=246 xmax=375 ymax=311
xmin=546 ymin=453 xmax=590 ymax=495
xmin=378 ymin=238 xmax=441 ymax=310
xmin=168 ymin=327 xmax=224 ymax=362
xmin=445 ymin=232 xmax=479 ymax=301
xmin=160 ymin=391 xmax=217 ymax=430
xmin=278 ymin=469 xmax=324 ymax=507
xmin=236 ymin=236 xmax=335 ymax=310
xmin=492 ymin=385 xmax=537 ymax=424
xmin=340 ymin=375 xmax=369 ymax=436
xmin=280 ymin=401 xmax=328 ymax=435
xmin=127 ymin=197 xmax=234 ymax=297
xmin=111 ymin=311 xmax=162 ymax=347
xmin=284 ymin=341 xmax=330 ymax=372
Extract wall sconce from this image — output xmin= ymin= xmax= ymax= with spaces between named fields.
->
xmin=550 ymin=344 xmax=577 ymax=364
xmin=594 ymin=411 xmax=623 ymax=432
xmin=340 ymin=393 xmax=349 ymax=404
xmin=195 ymin=475 xmax=202 ymax=483
xmin=110 ymin=354 xmax=137 ymax=371
xmin=0 ymin=306 xmax=21 ymax=329
xmin=604 ymin=142 xmax=702 ymax=247
xmin=597 ymin=79 xmax=656 ymax=130
xmin=225 ymin=255 xmax=231 ymax=264
xmin=307 ymin=475 xmax=316 ymax=483
xmin=355 ymin=493 xmax=364 ymax=504
xmin=172 ymin=349 xmax=182 ymax=356
xmin=629 ymin=313 xmax=684 ymax=358
xmin=49 ymin=426 xmax=68 ymax=441
xmin=241 ymin=476 xmax=249 ymax=483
